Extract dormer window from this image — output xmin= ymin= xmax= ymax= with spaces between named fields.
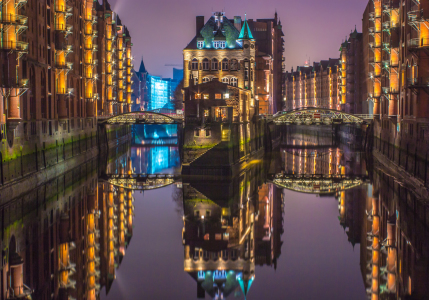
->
xmin=213 ymin=41 xmax=220 ymax=49
xmin=219 ymin=41 xmax=226 ymax=49
xmin=197 ymin=41 xmax=204 ymax=49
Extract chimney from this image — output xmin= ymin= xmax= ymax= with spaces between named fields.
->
xmin=196 ymin=16 xmax=204 ymax=37
xmin=234 ymin=16 xmax=242 ymax=32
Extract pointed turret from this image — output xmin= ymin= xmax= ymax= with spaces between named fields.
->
xmin=138 ymin=57 xmax=147 ymax=74
xmin=238 ymin=14 xmax=254 ymax=40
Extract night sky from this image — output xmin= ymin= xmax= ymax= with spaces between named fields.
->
xmin=107 ymin=0 xmax=368 ymax=78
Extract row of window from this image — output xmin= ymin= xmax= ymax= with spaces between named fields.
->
xmin=195 ymin=93 xmax=229 ymax=100
xmin=197 ymin=41 xmax=227 ymax=49
xmin=191 ymin=58 xmax=240 ymax=71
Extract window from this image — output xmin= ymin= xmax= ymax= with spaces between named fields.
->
xmin=203 ymin=94 xmax=209 ymax=99
xmin=224 ymin=93 xmax=230 ymax=99
xmin=222 ymin=59 xmax=228 ymax=70
xmin=231 ymin=77 xmax=238 ymax=87
xmin=230 ymin=59 xmax=238 ymax=70
xmin=202 ymin=58 xmax=209 ymax=70
xmin=202 ymin=77 xmax=210 ymax=83
xmin=222 ymin=77 xmax=229 ymax=84
xmin=197 ymin=41 xmax=204 ymax=48
xmin=204 ymin=233 xmax=210 ymax=240
xmin=215 ymin=94 xmax=222 ymax=99
xmin=204 ymin=110 xmax=209 ymax=117
xmin=213 ymin=41 xmax=219 ymax=48
xmin=191 ymin=59 xmax=198 ymax=70
xmin=194 ymin=210 xmax=200 ymax=217
xmin=215 ymin=234 xmax=222 ymax=240
xmin=205 ymin=129 xmax=211 ymax=137
xmin=212 ymin=59 xmax=218 ymax=70
xmin=219 ymin=41 xmax=226 ymax=49
xmin=195 ymin=93 xmax=201 ymax=99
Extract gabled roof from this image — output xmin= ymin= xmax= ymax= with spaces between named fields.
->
xmin=238 ymin=16 xmax=254 ymax=40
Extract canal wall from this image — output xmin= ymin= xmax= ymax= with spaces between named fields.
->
xmin=0 ymin=125 xmax=131 ymax=203
xmin=182 ymin=119 xmax=268 ymax=176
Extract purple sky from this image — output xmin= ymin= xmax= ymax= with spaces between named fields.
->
xmin=107 ymin=0 xmax=368 ymax=78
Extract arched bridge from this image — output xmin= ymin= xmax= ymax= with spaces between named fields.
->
xmin=269 ymin=173 xmax=367 ymax=194
xmin=98 ymin=111 xmax=183 ymax=125
xmin=270 ymin=108 xmax=371 ymax=125
xmin=100 ymin=173 xmax=180 ymax=190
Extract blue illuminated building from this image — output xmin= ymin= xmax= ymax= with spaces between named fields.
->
xmin=147 ymin=75 xmax=180 ymax=111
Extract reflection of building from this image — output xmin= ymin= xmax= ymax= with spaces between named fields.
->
xmin=131 ymin=146 xmax=180 ymax=174
xmin=182 ymin=160 xmax=284 ymax=298
xmin=338 ymin=171 xmax=429 ymax=299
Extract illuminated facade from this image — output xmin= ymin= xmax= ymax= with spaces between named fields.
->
xmin=147 ymin=75 xmax=180 ymax=111
xmin=284 ymin=59 xmax=340 ymax=111
xmin=183 ymin=12 xmax=257 ymax=115
xmin=338 ymin=29 xmax=366 ymax=114
xmin=247 ymin=14 xmax=285 ymax=114
xmin=362 ymin=0 xmax=429 ymax=180
xmin=0 ymin=0 xmax=134 ymax=186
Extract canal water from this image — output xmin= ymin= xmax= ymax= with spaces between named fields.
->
xmin=1 ymin=125 xmax=427 ymax=300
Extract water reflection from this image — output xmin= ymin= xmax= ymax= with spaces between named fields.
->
xmin=1 ymin=137 xmax=428 ymax=300
xmin=182 ymin=159 xmax=283 ymax=299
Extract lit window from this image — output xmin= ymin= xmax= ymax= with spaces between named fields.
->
xmin=204 ymin=110 xmax=209 ymax=117
xmin=215 ymin=93 xmax=222 ymax=99
xmin=223 ymin=233 xmax=229 ymax=241
xmin=203 ymin=94 xmax=209 ymax=99
xmin=195 ymin=93 xmax=201 ymax=99
xmin=204 ymin=233 xmax=210 ymax=240
xmin=219 ymin=41 xmax=226 ymax=49
xmin=224 ymin=93 xmax=230 ymax=99
xmin=215 ymin=234 xmax=222 ymax=240
xmin=197 ymin=41 xmax=204 ymax=48
xmin=213 ymin=41 xmax=220 ymax=48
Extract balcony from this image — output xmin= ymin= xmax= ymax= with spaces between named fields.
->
xmin=0 ymin=40 xmax=28 ymax=52
xmin=407 ymin=37 xmax=429 ymax=49
xmin=55 ymin=61 xmax=73 ymax=70
xmin=0 ymin=13 xmax=28 ymax=26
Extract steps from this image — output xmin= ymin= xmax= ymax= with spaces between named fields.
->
xmin=183 ymin=143 xmax=220 ymax=165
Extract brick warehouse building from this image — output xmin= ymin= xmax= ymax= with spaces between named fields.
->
xmin=0 ymin=0 xmax=134 ymax=182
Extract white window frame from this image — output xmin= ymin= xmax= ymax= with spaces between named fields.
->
xmin=191 ymin=59 xmax=199 ymax=70
xmin=222 ymin=77 xmax=229 ymax=84
xmin=219 ymin=41 xmax=226 ymax=49
xmin=197 ymin=41 xmax=204 ymax=48
xmin=231 ymin=77 xmax=238 ymax=87
xmin=222 ymin=59 xmax=229 ymax=71
xmin=202 ymin=77 xmax=210 ymax=83
xmin=213 ymin=41 xmax=220 ymax=49
xmin=202 ymin=59 xmax=209 ymax=71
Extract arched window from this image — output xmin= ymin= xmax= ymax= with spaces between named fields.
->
xmin=191 ymin=59 xmax=199 ymax=71
xmin=202 ymin=58 xmax=209 ymax=71
xmin=222 ymin=59 xmax=228 ymax=71
xmin=211 ymin=59 xmax=218 ymax=71
xmin=222 ymin=77 xmax=229 ymax=84
xmin=231 ymin=77 xmax=238 ymax=87
xmin=203 ymin=77 xmax=210 ymax=83
xmin=230 ymin=59 xmax=238 ymax=71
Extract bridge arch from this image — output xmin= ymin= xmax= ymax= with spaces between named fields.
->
xmin=272 ymin=107 xmax=367 ymax=125
xmin=98 ymin=111 xmax=182 ymax=125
